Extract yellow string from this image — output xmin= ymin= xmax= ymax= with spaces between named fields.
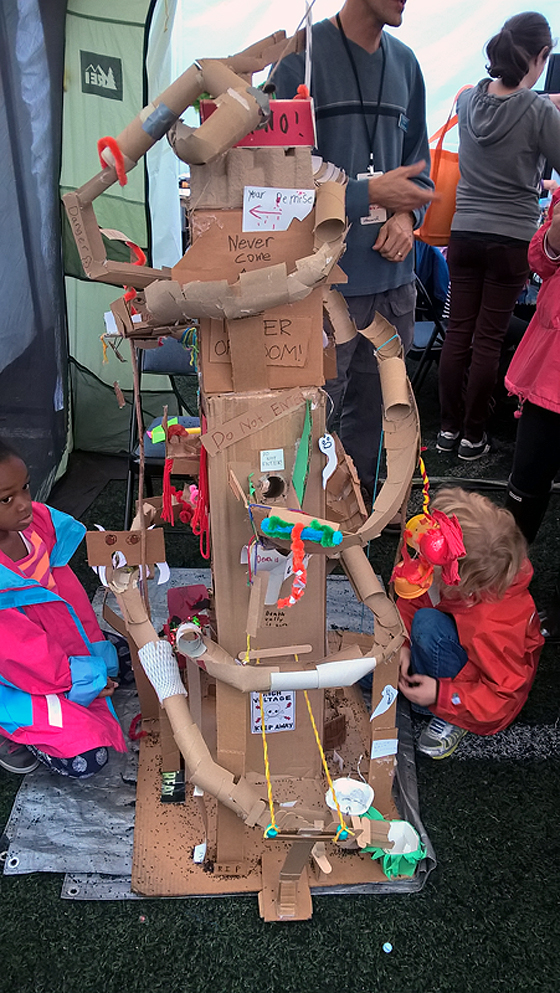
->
xmin=303 ymin=688 xmax=352 ymax=842
xmin=100 ymin=334 xmax=109 ymax=364
xmin=419 ymin=455 xmax=430 ymax=516
xmin=259 ymin=692 xmax=278 ymax=837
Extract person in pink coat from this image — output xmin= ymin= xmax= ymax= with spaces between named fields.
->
xmin=0 ymin=441 xmax=126 ymax=776
xmin=505 ymin=184 xmax=560 ymax=636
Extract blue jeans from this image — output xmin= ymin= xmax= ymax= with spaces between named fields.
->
xmin=359 ymin=608 xmax=467 ymax=701
xmin=409 ymin=608 xmax=468 ymax=715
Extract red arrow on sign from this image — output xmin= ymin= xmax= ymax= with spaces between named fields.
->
xmin=249 ymin=205 xmax=282 ymax=221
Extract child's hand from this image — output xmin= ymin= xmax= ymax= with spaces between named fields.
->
xmin=398 ymin=669 xmax=438 ymax=707
xmin=399 ymin=643 xmax=411 ymax=677
xmin=98 ymin=677 xmax=119 ymax=699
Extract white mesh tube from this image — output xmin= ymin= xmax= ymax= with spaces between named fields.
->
xmin=138 ymin=640 xmax=187 ymax=703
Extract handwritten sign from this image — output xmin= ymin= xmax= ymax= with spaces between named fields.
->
xmin=200 ymin=99 xmax=316 ymax=148
xmin=209 ymin=316 xmax=311 ymax=369
xmin=242 ymin=186 xmax=315 ymax=233
xmin=201 ymin=388 xmax=305 ymax=457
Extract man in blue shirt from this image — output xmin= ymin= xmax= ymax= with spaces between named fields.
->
xmin=273 ymin=0 xmax=433 ymax=495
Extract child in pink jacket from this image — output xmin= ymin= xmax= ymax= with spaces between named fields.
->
xmin=0 ymin=441 xmax=126 ymax=776
xmin=505 ymin=184 xmax=560 ymax=635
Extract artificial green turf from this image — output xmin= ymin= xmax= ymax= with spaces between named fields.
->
xmin=1 ymin=364 xmax=559 ymax=993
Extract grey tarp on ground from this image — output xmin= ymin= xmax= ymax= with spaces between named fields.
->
xmin=3 ymin=688 xmax=139 ymax=878
xmin=2 ymin=569 xmax=436 ymax=898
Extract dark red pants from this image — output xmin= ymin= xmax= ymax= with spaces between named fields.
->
xmin=439 ymin=235 xmax=530 ymax=442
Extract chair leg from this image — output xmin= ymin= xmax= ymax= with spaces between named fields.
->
xmin=410 ymin=327 xmax=443 ymax=391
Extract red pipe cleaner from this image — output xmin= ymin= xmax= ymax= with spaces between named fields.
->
xmin=97 ymin=135 xmax=127 ymax=186
xmin=191 ymin=416 xmax=210 ymax=559
xmin=278 ymin=522 xmax=307 ymax=608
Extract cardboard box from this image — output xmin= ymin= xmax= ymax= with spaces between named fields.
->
xmin=204 ymin=386 xmax=328 ymax=781
xmin=200 ymin=98 xmax=316 ymax=149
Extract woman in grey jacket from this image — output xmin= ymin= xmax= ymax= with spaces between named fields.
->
xmin=437 ymin=12 xmax=560 ymax=460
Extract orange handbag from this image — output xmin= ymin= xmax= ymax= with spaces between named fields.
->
xmin=415 ymin=86 xmax=472 ymax=247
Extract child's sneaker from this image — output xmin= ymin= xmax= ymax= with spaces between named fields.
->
xmin=417 ymin=718 xmax=468 ymax=759
xmin=436 ymin=430 xmax=460 ymax=452
xmin=457 ymin=434 xmax=491 ymax=461
xmin=0 ymin=736 xmax=40 ymax=774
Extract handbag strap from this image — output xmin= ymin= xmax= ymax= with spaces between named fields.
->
xmin=429 ymin=85 xmax=473 ymax=181
xmin=429 ymin=85 xmax=473 ymax=145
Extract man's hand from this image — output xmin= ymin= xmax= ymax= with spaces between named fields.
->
xmin=368 ymin=160 xmax=435 ymax=213
xmin=374 ymin=211 xmax=415 ymax=262
xmin=398 ymin=646 xmax=438 ymax=707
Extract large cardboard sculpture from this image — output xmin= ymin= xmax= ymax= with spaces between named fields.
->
xmin=64 ymin=31 xmax=423 ymax=920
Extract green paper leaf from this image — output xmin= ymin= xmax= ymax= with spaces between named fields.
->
xmin=292 ymin=401 xmax=312 ymax=505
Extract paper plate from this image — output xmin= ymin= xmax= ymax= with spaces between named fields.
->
xmin=325 ymin=778 xmax=374 ymax=816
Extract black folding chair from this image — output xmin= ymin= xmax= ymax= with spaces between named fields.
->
xmin=407 ymin=274 xmax=448 ymax=392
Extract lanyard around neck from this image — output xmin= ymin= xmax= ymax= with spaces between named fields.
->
xmin=336 ymin=12 xmax=386 ymax=171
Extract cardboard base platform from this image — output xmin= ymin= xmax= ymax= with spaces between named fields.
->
xmin=131 ymin=685 xmax=405 ymax=903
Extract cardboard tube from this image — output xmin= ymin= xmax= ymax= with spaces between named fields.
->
xmin=340 ymin=545 xmax=405 ymax=648
xmin=377 ymin=356 xmax=412 ymax=421
xmin=314 ymin=182 xmax=346 ymax=244
xmin=203 ymin=659 xmax=273 ymax=693
xmin=163 ymin=694 xmax=264 ymax=821
xmin=168 ymin=86 xmax=265 ymax=166
xmin=98 ymin=63 xmax=204 ymax=178
xmin=107 ymin=577 xmax=323 ymax=830
xmin=322 ymin=287 xmax=357 ymax=344
xmin=357 ymin=415 xmax=419 ymax=544
xmin=361 ymin=311 xmax=403 ymax=358
xmin=113 ymin=586 xmax=158 ymax=649
xmin=270 ymin=655 xmax=376 ymax=690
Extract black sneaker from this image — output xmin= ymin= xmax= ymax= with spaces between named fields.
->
xmin=0 ymin=736 xmax=40 ymax=774
xmin=436 ymin=430 xmax=460 ymax=452
xmin=458 ymin=435 xmax=491 ymax=461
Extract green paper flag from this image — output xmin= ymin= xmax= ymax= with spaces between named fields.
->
xmin=292 ymin=401 xmax=312 ymax=505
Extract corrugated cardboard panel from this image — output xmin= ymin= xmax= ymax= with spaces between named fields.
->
xmin=205 ymin=386 xmax=327 ymax=659
xmin=189 ymin=146 xmax=314 ymax=210
xmin=173 ymin=209 xmax=315 ymax=285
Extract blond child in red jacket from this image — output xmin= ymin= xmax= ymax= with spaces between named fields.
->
xmin=396 ymin=488 xmax=543 ymax=759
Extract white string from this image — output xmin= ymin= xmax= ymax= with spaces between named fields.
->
xmin=267 ymin=0 xmax=321 ymax=87
xmin=304 ymin=2 xmax=313 ymax=94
